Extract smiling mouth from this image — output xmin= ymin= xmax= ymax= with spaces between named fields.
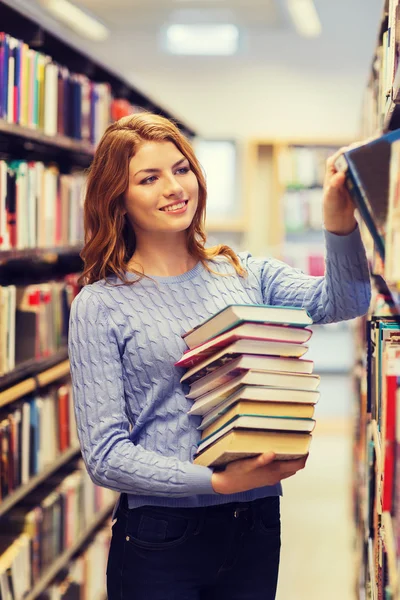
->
xmin=159 ymin=200 xmax=189 ymax=212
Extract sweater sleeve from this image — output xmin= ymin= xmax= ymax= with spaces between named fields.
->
xmin=243 ymin=225 xmax=371 ymax=324
xmin=68 ymin=288 xmax=216 ymax=497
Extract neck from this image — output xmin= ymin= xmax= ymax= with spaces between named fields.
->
xmin=128 ymin=232 xmax=197 ymax=277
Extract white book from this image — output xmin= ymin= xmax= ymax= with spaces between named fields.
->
xmin=16 ymin=162 xmax=28 ymax=249
xmin=44 ymin=62 xmax=58 ymax=136
xmin=27 ymin=163 xmax=37 ymax=248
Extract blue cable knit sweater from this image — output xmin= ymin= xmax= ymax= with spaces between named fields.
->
xmin=68 ymin=227 xmax=371 ymax=510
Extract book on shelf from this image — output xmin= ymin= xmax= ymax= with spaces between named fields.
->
xmin=39 ymin=521 xmax=111 ymax=600
xmin=0 ymin=459 xmax=115 ymax=594
xmin=385 ymin=139 xmax=400 ymax=284
xmin=0 ymin=379 xmax=79 ymax=502
xmin=182 ymin=304 xmax=313 ymax=350
xmin=0 ymin=274 xmax=80 ymax=377
xmin=0 ymin=32 xmax=143 ymax=145
xmin=178 ymin=304 xmax=318 ymax=468
xmin=0 ymin=160 xmax=86 ymax=251
xmin=334 ymin=129 xmax=400 ymax=261
xmin=353 ymin=304 xmax=400 ymax=599
xmin=277 ymin=145 xmax=334 ymax=188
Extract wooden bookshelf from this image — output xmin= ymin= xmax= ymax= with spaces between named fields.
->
xmin=0 ymin=348 xmax=69 ymax=394
xmin=24 ymin=502 xmax=114 ymax=600
xmin=243 ymin=138 xmax=348 ymax=257
xmin=0 ymin=1 xmax=195 ymax=140
xmin=0 ymin=119 xmax=95 ymax=155
xmin=0 ymin=246 xmax=82 ymax=265
xmin=0 ymin=359 xmax=70 ymax=408
xmin=0 ymin=445 xmax=80 ymax=517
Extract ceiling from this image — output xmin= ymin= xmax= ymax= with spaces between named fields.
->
xmin=13 ymin=0 xmax=384 ymax=138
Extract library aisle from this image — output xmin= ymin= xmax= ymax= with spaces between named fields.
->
xmin=277 ymin=418 xmax=354 ymax=600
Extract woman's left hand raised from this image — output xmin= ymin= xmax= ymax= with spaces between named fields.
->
xmin=322 ymin=145 xmax=358 ymax=236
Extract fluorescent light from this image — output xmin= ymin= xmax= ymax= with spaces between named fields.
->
xmin=165 ymin=24 xmax=239 ymax=55
xmin=40 ymin=0 xmax=110 ymax=41
xmin=287 ymin=0 xmax=322 ymax=38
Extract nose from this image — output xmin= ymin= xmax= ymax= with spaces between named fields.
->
xmin=163 ymin=174 xmax=185 ymax=198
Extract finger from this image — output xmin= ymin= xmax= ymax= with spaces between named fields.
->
xmin=253 ymin=452 xmax=277 ymax=469
xmin=326 ymin=171 xmax=346 ymax=190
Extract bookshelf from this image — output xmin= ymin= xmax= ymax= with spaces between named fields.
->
xmin=0 ymin=0 xmax=196 ymax=596
xmin=242 ymin=138 xmax=355 ymax=385
xmin=0 ymin=445 xmax=80 ymax=517
xmin=23 ymin=502 xmax=114 ymax=600
xmin=352 ymin=2 xmax=400 ymax=598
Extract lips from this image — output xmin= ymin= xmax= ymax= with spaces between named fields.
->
xmin=159 ymin=200 xmax=189 ymax=212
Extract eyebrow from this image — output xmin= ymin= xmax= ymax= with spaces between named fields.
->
xmin=134 ymin=158 xmax=188 ymax=178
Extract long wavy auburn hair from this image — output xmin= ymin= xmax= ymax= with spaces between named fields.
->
xmin=79 ymin=112 xmax=246 ymax=285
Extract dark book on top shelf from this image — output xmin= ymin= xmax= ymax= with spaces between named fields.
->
xmin=334 ymin=129 xmax=400 ymax=260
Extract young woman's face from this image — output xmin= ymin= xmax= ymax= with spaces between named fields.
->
xmin=124 ymin=141 xmax=199 ymax=236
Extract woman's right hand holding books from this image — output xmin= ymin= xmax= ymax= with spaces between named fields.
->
xmin=211 ymin=452 xmax=308 ymax=494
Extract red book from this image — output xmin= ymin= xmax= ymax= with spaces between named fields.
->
xmin=383 ymin=374 xmax=396 ymax=511
xmin=307 ymin=254 xmax=325 ymax=276
xmin=57 ymin=386 xmax=70 ymax=452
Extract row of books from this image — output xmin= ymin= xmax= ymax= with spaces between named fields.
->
xmin=353 ymin=305 xmax=400 ymax=599
xmin=0 ymin=32 xmax=141 ymax=144
xmin=277 ymin=145 xmax=334 ymax=189
xmin=362 ymin=0 xmax=400 ymax=136
xmin=283 ymin=188 xmax=324 ymax=233
xmin=0 ymin=380 xmax=78 ymax=502
xmin=0 ymin=459 xmax=115 ymax=598
xmin=0 ymin=275 xmax=80 ymax=377
xmin=39 ymin=521 xmax=111 ymax=600
xmin=0 ymin=160 xmax=86 ymax=251
xmin=176 ymin=304 xmax=320 ymax=467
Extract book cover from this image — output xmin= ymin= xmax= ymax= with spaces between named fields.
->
xmin=182 ymin=304 xmax=313 ymax=350
xmin=334 ymin=129 xmax=400 ymax=260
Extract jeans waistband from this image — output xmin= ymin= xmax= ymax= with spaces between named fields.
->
xmin=117 ymin=493 xmax=279 ymax=520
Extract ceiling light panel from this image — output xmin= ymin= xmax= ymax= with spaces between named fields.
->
xmin=165 ymin=23 xmax=239 ymax=55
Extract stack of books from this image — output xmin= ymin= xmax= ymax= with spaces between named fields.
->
xmin=176 ymin=304 xmax=320 ymax=468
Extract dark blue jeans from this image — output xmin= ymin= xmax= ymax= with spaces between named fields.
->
xmin=107 ymin=495 xmax=281 ymax=599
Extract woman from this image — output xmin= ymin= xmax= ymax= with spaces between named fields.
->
xmin=68 ymin=112 xmax=371 ymax=600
